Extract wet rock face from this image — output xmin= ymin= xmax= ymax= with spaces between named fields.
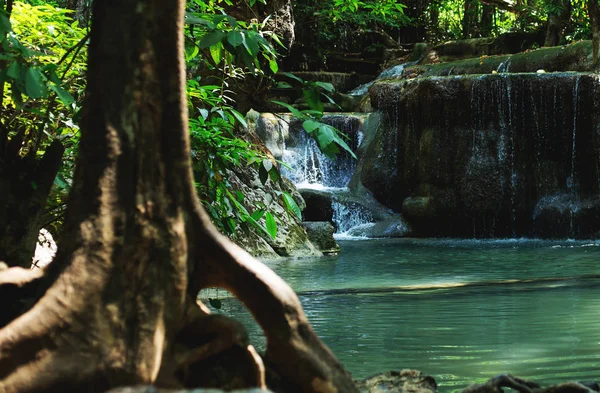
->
xmin=302 ymin=221 xmax=340 ymax=254
xmin=363 ymin=73 xmax=600 ymax=238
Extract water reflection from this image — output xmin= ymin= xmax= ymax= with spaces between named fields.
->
xmin=206 ymin=239 xmax=600 ymax=392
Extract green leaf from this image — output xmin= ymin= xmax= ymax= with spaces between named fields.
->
xmin=269 ymin=58 xmax=278 ymax=74
xmin=25 ymin=67 xmax=47 ymax=99
xmin=185 ymin=13 xmax=216 ymax=29
xmin=314 ymin=81 xmax=335 ymax=92
xmin=53 ymin=174 xmax=71 ymax=191
xmin=265 ymin=212 xmax=277 ymax=239
xmin=6 ymin=61 xmax=20 ymax=79
xmin=282 ymin=192 xmax=302 ymax=219
xmin=303 ymin=119 xmax=321 ymax=133
xmin=49 ymin=84 xmax=75 ymax=106
xmin=242 ymin=31 xmax=259 ymax=56
xmin=270 ymin=33 xmax=286 ymax=48
xmin=209 ymin=42 xmax=223 ymax=65
xmin=271 ymin=100 xmax=305 ymax=119
xmin=199 ymin=31 xmax=225 ymax=49
xmin=315 ymin=124 xmax=336 ymax=150
xmin=212 ymin=15 xmax=227 ymax=25
xmin=303 ymin=87 xmax=323 ymax=112
xmin=283 ymin=72 xmax=304 ymax=84
xmin=230 ymin=109 xmax=248 ymax=128
xmin=0 ymin=14 xmax=11 ymax=37
xmin=226 ymin=15 xmax=237 ymax=27
xmin=251 ymin=209 xmax=265 ymax=221
xmin=269 ymin=166 xmax=280 ymax=183
xmin=276 ymin=81 xmax=292 ymax=89
xmin=186 ymin=45 xmax=200 ymax=61
xmin=226 ymin=30 xmax=243 ymax=47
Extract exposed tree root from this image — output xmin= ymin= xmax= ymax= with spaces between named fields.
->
xmin=0 ymin=0 xmax=360 ymax=392
xmin=192 ymin=215 xmax=359 ymax=393
xmin=462 ymin=375 xmax=598 ymax=393
xmin=0 ymin=266 xmax=46 ymax=328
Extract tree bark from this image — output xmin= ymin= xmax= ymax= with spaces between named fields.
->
xmin=0 ymin=140 xmax=64 ymax=267
xmin=480 ymin=4 xmax=494 ymax=37
xmin=589 ymin=0 xmax=600 ymax=68
xmin=544 ymin=0 xmax=571 ymax=46
xmin=462 ymin=0 xmax=478 ymax=38
xmin=0 ymin=1 xmax=359 ymax=393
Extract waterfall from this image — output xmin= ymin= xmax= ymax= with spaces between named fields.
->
xmin=281 ymin=115 xmax=362 ymax=190
xmin=280 ymin=114 xmax=378 ymax=235
xmin=568 ymin=77 xmax=581 ymax=236
xmin=348 ymin=61 xmax=416 ymax=96
xmin=369 ymin=72 xmax=599 ymax=238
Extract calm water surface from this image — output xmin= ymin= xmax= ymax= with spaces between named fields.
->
xmin=211 ymin=238 xmax=600 ymax=391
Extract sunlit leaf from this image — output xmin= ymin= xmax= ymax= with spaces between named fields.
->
xmin=282 ymin=192 xmax=302 ymax=219
xmin=265 ymin=212 xmax=277 ymax=239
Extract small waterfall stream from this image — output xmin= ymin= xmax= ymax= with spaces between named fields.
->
xmin=280 ymin=114 xmax=377 ymax=236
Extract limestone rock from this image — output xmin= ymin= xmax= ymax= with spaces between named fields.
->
xmin=302 ymin=221 xmax=340 ymax=254
xmin=362 ymin=72 xmax=600 ymax=238
xmin=356 ymin=370 xmax=438 ymax=393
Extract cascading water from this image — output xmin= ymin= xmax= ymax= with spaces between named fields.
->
xmin=280 ymin=114 xmax=378 ymax=236
xmin=281 ymin=115 xmax=361 ymax=189
xmin=349 ymin=62 xmax=416 ymax=96
xmin=368 ymin=72 xmax=600 ymax=238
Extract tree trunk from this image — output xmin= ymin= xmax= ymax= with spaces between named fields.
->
xmin=462 ymin=0 xmax=478 ymax=38
xmin=544 ymin=0 xmax=571 ymax=46
xmin=63 ymin=0 xmax=90 ymax=25
xmin=480 ymin=4 xmax=494 ymax=37
xmin=589 ymin=0 xmax=600 ymax=68
xmin=0 ymin=1 xmax=359 ymax=393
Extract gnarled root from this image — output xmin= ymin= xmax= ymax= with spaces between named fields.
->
xmin=0 ymin=266 xmax=46 ymax=328
xmin=170 ymin=300 xmax=265 ymax=390
xmin=461 ymin=375 xmax=598 ymax=393
xmin=191 ymin=214 xmax=359 ymax=393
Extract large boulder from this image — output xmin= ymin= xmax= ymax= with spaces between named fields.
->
xmin=302 ymin=221 xmax=340 ymax=254
xmin=356 ymin=370 xmax=438 ymax=393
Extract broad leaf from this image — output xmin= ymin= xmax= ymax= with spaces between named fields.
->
xmin=271 ymin=100 xmax=305 ymax=119
xmin=242 ymin=31 xmax=259 ymax=56
xmin=251 ymin=209 xmax=265 ymax=221
xmin=282 ymin=192 xmax=302 ymax=220
xmin=283 ymin=72 xmax=304 ymax=84
xmin=0 ymin=14 xmax=11 ymax=37
xmin=302 ymin=119 xmax=321 ymax=133
xmin=269 ymin=58 xmax=278 ymax=74
xmin=230 ymin=109 xmax=248 ymax=127
xmin=199 ymin=31 xmax=225 ymax=49
xmin=265 ymin=212 xmax=277 ymax=239
xmin=6 ymin=61 xmax=20 ymax=79
xmin=210 ymin=42 xmax=223 ymax=65
xmin=25 ymin=67 xmax=47 ymax=99
xmin=226 ymin=30 xmax=243 ymax=47
xmin=49 ymin=84 xmax=75 ymax=106
xmin=314 ymin=81 xmax=335 ymax=92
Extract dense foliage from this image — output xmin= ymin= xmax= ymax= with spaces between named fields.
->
xmin=1 ymin=1 xmax=87 ymax=234
xmin=2 ymin=0 xmax=599 ymax=257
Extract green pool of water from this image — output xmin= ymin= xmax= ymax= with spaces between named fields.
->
xmin=209 ymin=238 xmax=600 ymax=391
